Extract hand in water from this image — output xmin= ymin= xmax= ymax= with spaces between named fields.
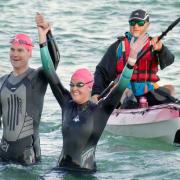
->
xmin=128 ymin=33 xmax=148 ymax=66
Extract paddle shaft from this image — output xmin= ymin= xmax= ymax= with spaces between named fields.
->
xmin=137 ymin=17 xmax=180 ymax=63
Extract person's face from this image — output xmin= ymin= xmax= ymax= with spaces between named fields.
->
xmin=129 ymin=20 xmax=149 ymax=37
xmin=9 ymin=44 xmax=31 ymax=70
xmin=70 ymin=79 xmax=91 ymax=104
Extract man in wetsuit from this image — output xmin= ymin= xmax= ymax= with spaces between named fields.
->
xmin=37 ymin=17 xmax=148 ymax=171
xmin=0 ymin=17 xmax=60 ymax=165
xmin=92 ymin=9 xmax=175 ymax=106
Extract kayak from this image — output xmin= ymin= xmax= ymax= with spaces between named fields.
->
xmin=106 ymin=103 xmax=180 ymax=144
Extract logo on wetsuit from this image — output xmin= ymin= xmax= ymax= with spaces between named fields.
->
xmin=6 ymin=95 xmax=23 ymax=131
xmin=81 ymin=147 xmax=95 ymax=169
xmin=73 ymin=115 xmax=80 ymax=122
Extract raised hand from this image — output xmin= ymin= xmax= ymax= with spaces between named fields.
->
xmin=35 ymin=13 xmax=51 ymax=44
xmin=35 ymin=12 xmax=50 ymax=29
xmin=128 ymin=33 xmax=148 ymax=66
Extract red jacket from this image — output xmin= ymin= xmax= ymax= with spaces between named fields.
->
xmin=116 ymin=37 xmax=160 ymax=82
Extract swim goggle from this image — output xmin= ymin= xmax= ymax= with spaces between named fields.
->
xmin=70 ymin=81 xmax=93 ymax=88
xmin=10 ymin=38 xmax=34 ymax=46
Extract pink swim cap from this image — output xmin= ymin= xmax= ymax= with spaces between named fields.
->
xmin=71 ymin=68 xmax=94 ymax=88
xmin=10 ymin=33 xmax=34 ymax=53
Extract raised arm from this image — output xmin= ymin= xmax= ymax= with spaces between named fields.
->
xmin=92 ymin=40 xmax=119 ymax=102
xmin=36 ymin=13 xmax=70 ymax=107
xmin=46 ymin=30 xmax=60 ymax=69
xmin=36 ymin=13 xmax=60 ymax=69
xmin=93 ymin=34 xmax=148 ymax=140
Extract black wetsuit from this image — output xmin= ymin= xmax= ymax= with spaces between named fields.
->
xmin=40 ymin=44 xmax=134 ymax=171
xmin=0 ymin=31 xmax=60 ymax=165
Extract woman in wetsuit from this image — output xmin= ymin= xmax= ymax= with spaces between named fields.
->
xmin=36 ymin=16 xmax=148 ymax=172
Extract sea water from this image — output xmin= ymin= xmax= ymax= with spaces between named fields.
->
xmin=0 ymin=0 xmax=180 ymax=179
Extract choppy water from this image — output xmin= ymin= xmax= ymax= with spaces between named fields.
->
xmin=0 ymin=0 xmax=180 ymax=179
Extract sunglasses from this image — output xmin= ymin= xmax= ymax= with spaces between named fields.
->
xmin=70 ymin=81 xmax=93 ymax=88
xmin=10 ymin=39 xmax=33 ymax=46
xmin=129 ymin=20 xmax=146 ymax=27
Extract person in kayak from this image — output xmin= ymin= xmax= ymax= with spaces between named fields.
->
xmin=0 ymin=15 xmax=60 ymax=165
xmin=37 ymin=15 xmax=148 ymax=171
xmin=92 ymin=9 xmax=176 ymax=107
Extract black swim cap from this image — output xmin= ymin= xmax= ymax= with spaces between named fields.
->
xmin=129 ymin=9 xmax=149 ymax=22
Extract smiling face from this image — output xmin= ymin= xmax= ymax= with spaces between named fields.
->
xmin=70 ymin=79 xmax=91 ymax=104
xmin=9 ymin=44 xmax=31 ymax=73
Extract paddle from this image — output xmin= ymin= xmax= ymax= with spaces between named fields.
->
xmin=97 ymin=17 xmax=180 ymax=100
xmin=137 ymin=17 xmax=180 ymax=63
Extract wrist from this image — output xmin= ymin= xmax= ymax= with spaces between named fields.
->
xmin=127 ymin=63 xmax=134 ymax=69
xmin=39 ymin=36 xmax=46 ymax=43
xmin=38 ymin=30 xmax=47 ymax=44
xmin=39 ymin=42 xmax=47 ymax=48
xmin=127 ymin=57 xmax=136 ymax=66
xmin=158 ymin=44 xmax=164 ymax=53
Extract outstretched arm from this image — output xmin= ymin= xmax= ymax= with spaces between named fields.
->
xmin=92 ymin=40 xmax=119 ymax=102
xmin=47 ymin=30 xmax=60 ymax=69
xmin=36 ymin=13 xmax=60 ymax=69
xmin=93 ymin=34 xmax=148 ymax=141
xmin=36 ymin=13 xmax=70 ymax=107
xmin=102 ymin=34 xmax=149 ymax=110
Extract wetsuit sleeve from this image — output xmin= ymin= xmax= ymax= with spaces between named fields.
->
xmin=155 ymin=45 xmax=175 ymax=70
xmin=92 ymin=40 xmax=120 ymax=96
xmin=36 ymin=31 xmax=60 ymax=76
xmin=93 ymin=64 xmax=133 ymax=142
xmin=40 ymin=44 xmax=71 ymax=107
xmin=101 ymin=64 xmax=133 ymax=113
xmin=46 ymin=30 xmax=60 ymax=69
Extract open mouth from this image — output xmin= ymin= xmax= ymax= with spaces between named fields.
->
xmin=11 ymin=59 xmax=21 ymax=61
